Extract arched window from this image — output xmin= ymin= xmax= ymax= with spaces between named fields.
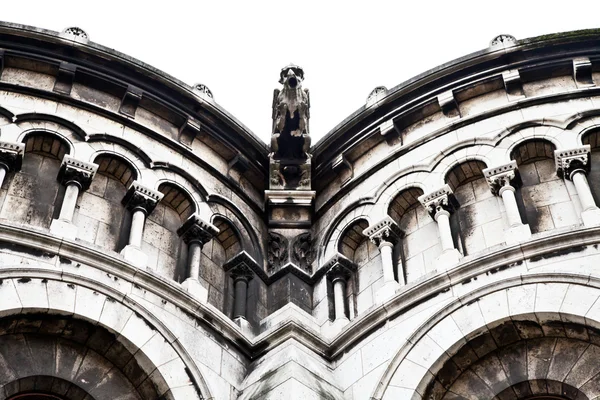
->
xmin=73 ymin=154 xmax=137 ymax=252
xmin=337 ymin=219 xmax=369 ymax=315
xmin=445 ymin=160 xmax=503 ymax=255
xmin=511 ymin=139 xmax=577 ymax=233
xmin=0 ymin=133 xmax=70 ymax=228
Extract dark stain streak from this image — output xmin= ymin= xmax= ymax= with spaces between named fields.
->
xmin=529 ymin=245 xmax=586 ymax=262
xmin=17 ymin=278 xmax=31 ymax=283
xmin=59 ymin=256 xmax=72 ymax=264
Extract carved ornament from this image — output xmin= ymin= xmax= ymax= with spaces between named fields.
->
xmin=57 ymin=155 xmax=98 ymax=190
xmin=291 ymin=233 xmax=315 ymax=273
xmin=0 ymin=141 xmax=24 ymax=172
xmin=363 ymin=216 xmax=403 ymax=247
xmin=483 ymin=161 xmax=521 ymax=195
xmin=418 ymin=185 xmax=458 ymax=219
xmin=267 ymin=232 xmax=288 ymax=272
xmin=122 ymin=181 xmax=164 ymax=215
xmin=555 ymin=146 xmax=591 ymax=180
xmin=177 ymin=213 xmax=219 ymax=245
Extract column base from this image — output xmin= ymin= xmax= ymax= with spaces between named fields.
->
xmin=435 ymin=249 xmax=461 ymax=271
xmin=49 ymin=219 xmax=78 ymax=239
xmin=322 ymin=317 xmax=350 ymax=339
xmin=582 ymin=208 xmax=600 ymax=227
xmin=505 ymin=223 xmax=532 ymax=245
xmin=375 ymin=280 xmax=402 ymax=304
xmin=181 ymin=278 xmax=208 ymax=303
xmin=120 ymin=245 xmax=148 ymax=269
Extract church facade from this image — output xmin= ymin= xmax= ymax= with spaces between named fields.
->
xmin=0 ymin=22 xmax=599 ymax=399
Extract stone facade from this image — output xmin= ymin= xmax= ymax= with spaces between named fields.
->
xmin=2 ymin=23 xmax=600 ymax=400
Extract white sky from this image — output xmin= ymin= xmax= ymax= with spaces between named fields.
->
xmin=3 ymin=1 xmax=600 ymax=144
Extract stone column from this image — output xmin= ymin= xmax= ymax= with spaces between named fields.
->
xmin=177 ymin=213 xmax=219 ymax=302
xmin=555 ymin=145 xmax=600 ymax=227
xmin=229 ymin=263 xmax=254 ymax=320
xmin=120 ymin=181 xmax=164 ymax=268
xmin=326 ymin=263 xmax=353 ymax=322
xmin=418 ymin=185 xmax=461 ymax=269
xmin=363 ymin=216 xmax=404 ymax=303
xmin=50 ymin=156 xmax=98 ymax=239
xmin=0 ymin=141 xmax=24 ymax=188
xmin=483 ymin=161 xmax=532 ymax=244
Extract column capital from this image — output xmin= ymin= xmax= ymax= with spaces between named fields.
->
xmin=362 ymin=216 xmax=403 ymax=247
xmin=483 ymin=161 xmax=521 ymax=195
xmin=121 ymin=181 xmax=164 ymax=215
xmin=323 ymin=253 xmax=357 ymax=283
xmin=176 ymin=213 xmax=219 ymax=245
xmin=0 ymin=141 xmax=24 ymax=172
xmin=555 ymin=145 xmax=591 ymax=180
xmin=224 ymin=251 xmax=259 ymax=283
xmin=418 ymin=185 xmax=459 ymax=219
xmin=57 ymin=155 xmax=98 ymax=190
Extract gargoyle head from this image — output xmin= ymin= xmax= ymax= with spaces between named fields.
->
xmin=279 ymin=64 xmax=305 ymax=90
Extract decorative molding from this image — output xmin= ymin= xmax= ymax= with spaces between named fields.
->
xmin=366 ymin=86 xmax=388 ymax=107
xmin=60 ymin=27 xmax=89 ymax=40
xmin=57 ymin=155 xmax=98 ymax=190
xmin=555 ymin=145 xmax=591 ymax=179
xmin=418 ymin=185 xmax=458 ymax=218
xmin=490 ymin=34 xmax=516 ymax=47
xmin=121 ymin=181 xmax=164 ymax=214
xmin=363 ymin=216 xmax=403 ymax=246
xmin=193 ymin=83 xmax=213 ymax=99
xmin=482 ymin=161 xmax=521 ymax=195
xmin=0 ymin=141 xmax=24 ymax=172
xmin=176 ymin=213 xmax=219 ymax=245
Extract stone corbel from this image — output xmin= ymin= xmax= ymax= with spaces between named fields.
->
xmin=53 ymin=62 xmax=77 ymax=95
xmin=483 ymin=161 xmax=521 ymax=195
xmin=178 ymin=116 xmax=201 ymax=147
xmin=502 ymin=70 xmax=524 ymax=99
xmin=177 ymin=213 xmax=219 ymax=245
xmin=573 ymin=57 xmax=594 ymax=87
xmin=363 ymin=216 xmax=403 ymax=247
xmin=119 ymin=85 xmax=143 ymax=117
xmin=418 ymin=184 xmax=458 ymax=219
xmin=331 ymin=153 xmax=353 ymax=185
xmin=121 ymin=181 xmax=164 ymax=215
xmin=57 ymin=155 xmax=98 ymax=190
xmin=437 ymin=90 xmax=460 ymax=118
xmin=0 ymin=141 xmax=24 ymax=173
xmin=555 ymin=145 xmax=591 ymax=180
xmin=228 ymin=153 xmax=251 ymax=174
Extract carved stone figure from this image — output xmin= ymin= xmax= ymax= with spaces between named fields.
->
xmin=292 ymin=233 xmax=314 ymax=273
xmin=271 ymin=64 xmax=311 ymax=160
xmin=267 ymin=233 xmax=288 ymax=272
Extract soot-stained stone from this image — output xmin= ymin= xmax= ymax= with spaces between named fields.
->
xmin=498 ymin=341 xmax=528 ymax=385
xmin=511 ymin=381 xmax=532 ymax=398
xmin=437 ymin=359 xmax=463 ymax=389
xmin=513 ymin=320 xmax=544 ymax=339
xmin=448 ymin=369 xmax=495 ymax=399
xmin=547 ymin=339 xmax=589 ymax=381
xmin=469 ymin=331 xmax=498 ymax=358
xmin=526 ymin=338 xmax=556 ymax=379
xmin=490 ymin=322 xmax=521 ymax=347
xmin=452 ymin=345 xmax=480 ymax=370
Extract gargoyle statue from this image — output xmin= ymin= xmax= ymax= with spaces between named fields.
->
xmin=271 ymin=64 xmax=311 ymax=160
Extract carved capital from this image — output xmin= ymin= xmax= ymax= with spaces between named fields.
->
xmin=224 ymin=251 xmax=260 ymax=283
xmin=230 ymin=263 xmax=254 ymax=283
xmin=57 ymin=156 xmax=98 ymax=190
xmin=555 ymin=145 xmax=591 ymax=180
xmin=363 ymin=216 xmax=403 ymax=247
xmin=177 ymin=213 xmax=219 ymax=245
xmin=483 ymin=161 xmax=521 ymax=195
xmin=0 ymin=141 xmax=24 ymax=172
xmin=122 ymin=181 xmax=164 ymax=215
xmin=418 ymin=185 xmax=458 ymax=219
xmin=324 ymin=253 xmax=357 ymax=283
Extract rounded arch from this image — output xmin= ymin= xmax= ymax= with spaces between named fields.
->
xmin=93 ymin=152 xmax=139 ymax=188
xmin=371 ymin=274 xmax=600 ymax=400
xmin=388 ymin=187 xmax=424 ymax=225
xmin=0 ymin=273 xmax=210 ymax=400
xmin=510 ymin=139 xmax=557 ymax=165
xmin=21 ymin=131 xmax=71 ymax=160
xmin=337 ymin=218 xmax=369 ymax=262
xmin=211 ymin=215 xmax=243 ymax=262
xmin=157 ymin=181 xmax=196 ymax=222
xmin=319 ymin=205 xmax=373 ymax=264
xmin=87 ymin=133 xmax=153 ymax=168
xmin=154 ymin=173 xmax=210 ymax=220
xmin=443 ymin=159 xmax=488 ymax=192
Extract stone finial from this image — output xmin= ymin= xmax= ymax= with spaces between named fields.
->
xmin=555 ymin=145 xmax=591 ymax=180
xmin=418 ymin=185 xmax=458 ymax=219
xmin=366 ymin=86 xmax=388 ymax=107
xmin=193 ymin=83 xmax=213 ymax=99
xmin=483 ymin=161 xmax=521 ymax=195
xmin=323 ymin=253 xmax=357 ymax=282
xmin=363 ymin=216 xmax=403 ymax=247
xmin=61 ymin=27 xmax=89 ymax=40
xmin=57 ymin=155 xmax=98 ymax=190
xmin=490 ymin=34 xmax=516 ymax=47
xmin=0 ymin=141 xmax=24 ymax=172
xmin=176 ymin=213 xmax=219 ymax=245
xmin=122 ymin=181 xmax=164 ymax=215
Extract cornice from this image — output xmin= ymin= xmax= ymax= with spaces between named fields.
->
xmin=0 ymin=222 xmax=600 ymax=361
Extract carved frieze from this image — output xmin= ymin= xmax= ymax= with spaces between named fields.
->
xmin=122 ymin=181 xmax=164 ymax=215
xmin=267 ymin=232 xmax=288 ymax=272
xmin=291 ymin=233 xmax=315 ymax=273
xmin=418 ymin=185 xmax=459 ymax=219
xmin=57 ymin=155 xmax=98 ymax=190
xmin=483 ymin=161 xmax=521 ymax=195
xmin=555 ymin=145 xmax=591 ymax=180
xmin=177 ymin=213 xmax=219 ymax=245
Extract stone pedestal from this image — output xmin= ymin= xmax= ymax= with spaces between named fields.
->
xmin=265 ymin=190 xmax=315 ymax=228
xmin=120 ymin=245 xmax=148 ymax=269
xmin=181 ymin=278 xmax=208 ymax=303
xmin=435 ymin=248 xmax=461 ymax=271
xmin=581 ymin=208 xmax=600 ymax=227
xmin=375 ymin=280 xmax=402 ymax=303
xmin=49 ymin=219 xmax=78 ymax=239
xmin=322 ymin=316 xmax=350 ymax=339
xmin=505 ymin=223 xmax=532 ymax=245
